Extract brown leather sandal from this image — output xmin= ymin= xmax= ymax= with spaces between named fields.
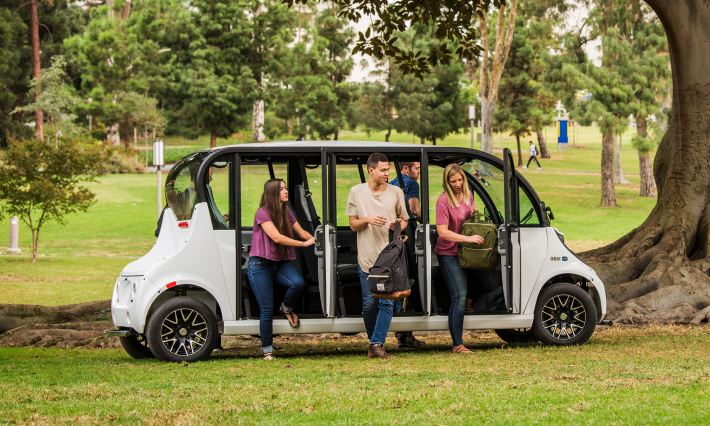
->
xmin=451 ymin=345 xmax=474 ymax=354
xmin=279 ymin=306 xmax=300 ymax=328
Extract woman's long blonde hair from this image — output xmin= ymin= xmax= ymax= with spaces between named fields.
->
xmin=443 ymin=163 xmax=471 ymax=208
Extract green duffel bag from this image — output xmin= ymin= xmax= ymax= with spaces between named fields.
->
xmin=457 ymin=210 xmax=500 ymax=270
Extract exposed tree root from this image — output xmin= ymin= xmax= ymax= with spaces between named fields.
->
xmin=0 ymin=322 xmax=120 ymax=349
xmin=0 ymin=301 xmax=111 ymax=334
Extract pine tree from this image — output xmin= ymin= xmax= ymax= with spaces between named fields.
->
xmin=166 ymin=0 xmax=257 ymax=147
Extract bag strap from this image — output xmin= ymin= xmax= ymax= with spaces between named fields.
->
xmin=393 ymin=220 xmax=402 ymax=240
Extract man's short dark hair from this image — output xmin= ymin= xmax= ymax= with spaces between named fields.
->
xmin=529 ymin=141 xmax=533 ymax=144
xmin=367 ymin=152 xmax=389 ymax=171
xmin=400 ymin=161 xmax=415 ymax=171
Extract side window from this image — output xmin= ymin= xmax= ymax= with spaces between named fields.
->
xmin=205 ymin=155 xmax=233 ymax=230
xmin=165 ymin=152 xmax=207 ymax=221
xmin=335 ymin=163 xmax=362 ymax=225
xmin=427 ymin=158 xmax=505 ymax=225
xmin=519 ymin=184 xmax=542 ymax=226
xmin=240 ymin=162 xmax=288 ymax=227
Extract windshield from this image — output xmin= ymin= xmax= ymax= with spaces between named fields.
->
xmin=165 ymin=151 xmax=209 ymax=221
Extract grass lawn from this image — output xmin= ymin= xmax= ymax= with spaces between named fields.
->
xmin=0 ymin=126 xmax=655 ymax=306
xmin=0 ymin=325 xmax=708 ymax=424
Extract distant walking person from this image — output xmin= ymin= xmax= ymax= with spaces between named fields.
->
xmin=523 ymin=141 xmax=541 ymax=170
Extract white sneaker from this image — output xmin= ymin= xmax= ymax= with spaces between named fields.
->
xmin=522 ymin=166 xmax=528 ymax=169
xmin=536 ymin=167 xmax=542 ymax=170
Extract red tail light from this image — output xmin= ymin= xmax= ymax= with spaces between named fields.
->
xmin=178 ymin=222 xmax=189 ymax=228
xmin=166 ymin=282 xmax=177 ymax=289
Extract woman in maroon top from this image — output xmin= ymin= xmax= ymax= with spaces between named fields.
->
xmin=247 ymin=179 xmax=315 ymax=360
xmin=435 ymin=164 xmax=485 ymax=354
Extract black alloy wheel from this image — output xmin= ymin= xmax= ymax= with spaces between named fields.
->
xmin=147 ymin=297 xmax=219 ymax=362
xmin=494 ymin=328 xmax=537 ymax=344
xmin=119 ymin=334 xmax=155 ymax=359
xmin=532 ymin=283 xmax=597 ymax=346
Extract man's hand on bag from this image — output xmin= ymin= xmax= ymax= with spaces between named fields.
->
xmin=366 ymin=215 xmax=388 ymax=227
xmin=467 ymin=235 xmax=485 ymax=244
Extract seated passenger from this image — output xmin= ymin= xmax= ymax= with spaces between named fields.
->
xmin=435 ymin=164 xmax=485 ymax=354
xmin=247 ymin=179 xmax=315 ymax=360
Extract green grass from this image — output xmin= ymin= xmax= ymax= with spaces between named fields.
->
xmin=0 ymin=325 xmax=708 ymax=425
xmin=0 ymin=126 xmax=655 ymax=305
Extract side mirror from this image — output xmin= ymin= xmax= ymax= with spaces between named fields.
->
xmin=546 ymin=206 xmax=555 ymax=221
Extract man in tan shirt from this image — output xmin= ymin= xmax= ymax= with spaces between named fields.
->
xmin=346 ymin=153 xmax=408 ymax=359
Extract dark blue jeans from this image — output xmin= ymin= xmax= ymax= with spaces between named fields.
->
xmin=358 ymin=265 xmax=395 ymax=346
xmin=247 ymin=256 xmax=305 ymax=353
xmin=437 ymin=254 xmax=467 ymax=347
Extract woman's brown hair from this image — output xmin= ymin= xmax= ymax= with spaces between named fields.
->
xmin=260 ymin=179 xmax=293 ymax=256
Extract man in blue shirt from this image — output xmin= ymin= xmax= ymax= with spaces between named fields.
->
xmin=388 ymin=162 xmax=426 ymax=349
xmin=388 ymin=162 xmax=422 ymax=222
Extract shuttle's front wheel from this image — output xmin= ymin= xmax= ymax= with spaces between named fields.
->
xmin=147 ymin=297 xmax=220 ymax=362
xmin=532 ymin=284 xmax=597 ymax=346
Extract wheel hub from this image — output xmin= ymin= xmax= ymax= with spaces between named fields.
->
xmin=540 ymin=294 xmax=586 ymax=340
xmin=159 ymin=308 xmax=208 ymax=356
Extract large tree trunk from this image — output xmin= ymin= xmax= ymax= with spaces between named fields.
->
xmin=636 ymin=116 xmax=658 ymax=197
xmin=515 ymin=134 xmax=522 ymax=166
xmin=210 ymin=129 xmax=217 ymax=148
xmin=29 ymin=0 xmax=43 ymax=142
xmin=583 ymin=0 xmax=710 ymax=325
xmin=613 ymin=132 xmax=631 ymax=184
xmin=252 ymin=99 xmax=265 ymax=142
xmin=600 ymin=131 xmax=617 ymax=207
xmin=385 ymin=121 xmax=391 ymax=142
xmin=536 ymin=129 xmax=551 ymax=159
xmin=478 ymin=0 xmax=518 ymax=158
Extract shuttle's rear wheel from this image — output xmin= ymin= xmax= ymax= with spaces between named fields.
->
xmin=494 ymin=328 xmax=536 ymax=344
xmin=147 ymin=297 xmax=219 ymax=362
xmin=532 ymin=284 xmax=597 ymax=346
xmin=119 ymin=334 xmax=154 ymax=359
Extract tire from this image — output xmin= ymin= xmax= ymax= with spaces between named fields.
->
xmin=146 ymin=297 xmax=220 ymax=362
xmin=494 ymin=328 xmax=536 ymax=344
xmin=532 ymin=283 xmax=598 ymax=346
xmin=119 ymin=334 xmax=155 ymax=359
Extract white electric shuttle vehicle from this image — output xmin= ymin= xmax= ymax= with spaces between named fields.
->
xmin=106 ymin=142 xmax=608 ymax=361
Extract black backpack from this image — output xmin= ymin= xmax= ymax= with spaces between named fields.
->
xmin=368 ymin=222 xmax=414 ymax=300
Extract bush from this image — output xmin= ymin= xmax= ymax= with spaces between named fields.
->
xmin=103 ymin=148 xmax=146 ymax=174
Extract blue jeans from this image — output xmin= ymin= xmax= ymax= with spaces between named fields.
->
xmin=437 ymin=254 xmax=468 ymax=347
xmin=358 ymin=265 xmax=395 ymax=346
xmin=247 ymin=256 xmax=305 ymax=353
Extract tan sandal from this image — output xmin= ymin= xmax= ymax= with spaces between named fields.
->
xmin=263 ymin=352 xmax=274 ymax=360
xmin=279 ymin=306 xmax=300 ymax=328
xmin=451 ymin=345 xmax=474 ymax=354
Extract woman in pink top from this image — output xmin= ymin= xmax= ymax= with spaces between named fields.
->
xmin=248 ymin=179 xmax=315 ymax=360
xmin=435 ymin=164 xmax=485 ymax=354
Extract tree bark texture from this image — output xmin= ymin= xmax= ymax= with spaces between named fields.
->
xmin=582 ymin=0 xmax=710 ymax=324
xmin=252 ymin=99 xmax=265 ymax=142
xmin=478 ymin=0 xmax=518 ymax=157
xmin=515 ymin=134 xmax=522 ymax=166
xmin=123 ymin=114 xmax=131 ymax=149
xmin=30 ymin=0 xmax=44 ymax=142
xmin=600 ymin=131 xmax=617 ymax=207
xmin=636 ymin=116 xmax=658 ymax=197
xmin=210 ymin=129 xmax=217 ymax=148
xmin=613 ymin=133 xmax=630 ymax=184
xmin=536 ymin=129 xmax=551 ymax=159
